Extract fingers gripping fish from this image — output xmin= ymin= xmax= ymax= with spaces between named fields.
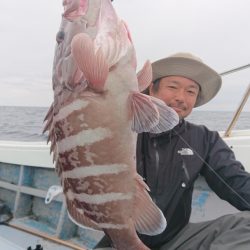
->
xmin=44 ymin=1 xmax=179 ymax=249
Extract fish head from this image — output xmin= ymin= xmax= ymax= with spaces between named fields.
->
xmin=69 ymin=0 xmax=138 ymax=96
xmin=49 ymin=0 xmax=177 ymax=138
xmin=53 ymin=0 xmax=137 ymax=96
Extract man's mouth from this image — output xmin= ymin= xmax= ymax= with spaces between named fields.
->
xmin=169 ymin=105 xmax=186 ymax=112
xmin=173 ymin=107 xmax=183 ymax=113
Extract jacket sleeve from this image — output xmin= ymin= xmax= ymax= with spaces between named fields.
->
xmin=201 ymin=130 xmax=250 ymax=210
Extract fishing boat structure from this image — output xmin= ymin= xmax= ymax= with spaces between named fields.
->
xmin=0 ymin=129 xmax=249 ymax=250
xmin=0 ymin=74 xmax=249 ymax=249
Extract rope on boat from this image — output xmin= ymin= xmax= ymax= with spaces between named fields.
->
xmin=174 ymin=63 xmax=250 ymax=206
xmin=175 ymin=130 xmax=250 ymax=208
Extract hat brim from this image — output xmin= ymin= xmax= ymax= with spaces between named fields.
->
xmin=152 ymin=57 xmax=222 ymax=107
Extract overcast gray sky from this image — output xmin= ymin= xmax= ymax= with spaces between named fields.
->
xmin=0 ymin=0 xmax=249 ymax=111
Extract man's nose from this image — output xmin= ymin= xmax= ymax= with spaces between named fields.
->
xmin=174 ymin=89 xmax=185 ymax=102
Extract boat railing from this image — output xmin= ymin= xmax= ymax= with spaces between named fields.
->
xmin=219 ymin=63 xmax=250 ymax=137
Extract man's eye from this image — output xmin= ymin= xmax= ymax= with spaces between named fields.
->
xmin=187 ymin=90 xmax=196 ymax=95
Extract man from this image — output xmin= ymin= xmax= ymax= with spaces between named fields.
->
xmin=136 ymin=52 xmax=250 ymax=250
xmin=96 ymin=53 xmax=250 ymax=250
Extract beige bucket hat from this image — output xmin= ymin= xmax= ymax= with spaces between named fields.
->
xmin=151 ymin=52 xmax=222 ymax=107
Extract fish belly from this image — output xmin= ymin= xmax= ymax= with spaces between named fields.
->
xmin=55 ymin=95 xmax=136 ymax=230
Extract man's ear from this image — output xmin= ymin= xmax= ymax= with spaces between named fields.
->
xmin=194 ymin=91 xmax=201 ymax=106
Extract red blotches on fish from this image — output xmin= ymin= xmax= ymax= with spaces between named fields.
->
xmin=44 ymin=1 xmax=180 ymax=249
xmin=63 ymin=0 xmax=88 ymax=20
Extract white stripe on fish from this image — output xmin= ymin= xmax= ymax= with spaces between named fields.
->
xmin=62 ymin=164 xmax=129 ymax=179
xmin=54 ymin=99 xmax=89 ymax=122
xmin=97 ymin=223 xmax=129 ymax=230
xmin=58 ymin=127 xmax=112 ymax=153
xmin=66 ymin=189 xmax=133 ymax=204
xmin=68 ymin=210 xmax=129 ymax=231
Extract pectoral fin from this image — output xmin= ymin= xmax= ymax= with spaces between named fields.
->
xmin=71 ymin=33 xmax=109 ymax=92
xmin=130 ymin=92 xmax=179 ymax=133
xmin=148 ymin=96 xmax=179 ymax=133
xmin=130 ymin=92 xmax=159 ymax=133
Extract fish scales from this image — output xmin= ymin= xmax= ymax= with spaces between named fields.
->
xmin=44 ymin=0 xmax=179 ymax=249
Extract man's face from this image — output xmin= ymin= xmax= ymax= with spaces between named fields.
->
xmin=149 ymin=76 xmax=200 ymax=118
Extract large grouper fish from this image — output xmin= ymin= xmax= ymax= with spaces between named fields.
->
xmin=44 ymin=0 xmax=179 ymax=249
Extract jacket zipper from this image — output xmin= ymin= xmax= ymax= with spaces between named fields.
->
xmin=182 ymin=161 xmax=190 ymax=220
xmin=182 ymin=161 xmax=190 ymax=181
xmin=153 ymin=140 xmax=160 ymax=203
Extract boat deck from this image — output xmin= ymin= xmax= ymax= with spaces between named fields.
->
xmin=0 ymin=225 xmax=72 ymax=250
xmin=0 ymin=160 xmax=104 ymax=249
xmin=0 ymin=130 xmax=249 ymax=249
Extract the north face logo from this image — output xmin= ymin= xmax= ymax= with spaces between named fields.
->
xmin=177 ymin=148 xmax=194 ymax=155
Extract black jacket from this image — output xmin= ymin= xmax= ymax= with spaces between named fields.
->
xmin=136 ymin=120 xmax=250 ymax=248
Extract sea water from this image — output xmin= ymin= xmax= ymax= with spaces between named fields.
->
xmin=0 ymin=106 xmax=249 ymax=142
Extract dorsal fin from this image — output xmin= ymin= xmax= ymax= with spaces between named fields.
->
xmin=137 ymin=60 xmax=152 ymax=92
